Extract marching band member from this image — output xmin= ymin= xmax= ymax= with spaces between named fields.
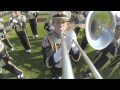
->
xmin=84 ymin=11 xmax=120 ymax=77
xmin=74 ymin=11 xmax=88 ymax=36
xmin=0 ymin=18 xmax=14 ymax=51
xmin=0 ymin=40 xmax=23 ymax=79
xmin=74 ymin=11 xmax=81 ymax=24
xmin=27 ymin=11 xmax=39 ymax=38
xmin=44 ymin=11 xmax=55 ymax=32
xmin=42 ymin=11 xmax=81 ymax=79
xmin=9 ymin=11 xmax=31 ymax=53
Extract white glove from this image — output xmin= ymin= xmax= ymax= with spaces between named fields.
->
xmin=0 ymin=18 xmax=3 ymax=23
xmin=64 ymin=37 xmax=74 ymax=51
xmin=49 ymin=25 xmax=54 ymax=31
xmin=54 ymin=48 xmax=62 ymax=63
xmin=72 ymin=45 xmax=79 ymax=54
xmin=22 ymin=16 xmax=26 ymax=22
xmin=9 ymin=17 xmax=12 ymax=21
xmin=0 ymin=25 xmax=4 ymax=29
xmin=12 ymin=19 xmax=17 ymax=23
xmin=64 ymin=30 xmax=78 ymax=51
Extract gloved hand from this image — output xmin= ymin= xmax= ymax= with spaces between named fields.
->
xmin=49 ymin=25 xmax=54 ymax=31
xmin=54 ymin=48 xmax=62 ymax=63
xmin=0 ymin=24 xmax=4 ymax=30
xmin=0 ymin=18 xmax=3 ymax=23
xmin=64 ymin=30 xmax=78 ymax=51
xmin=12 ymin=19 xmax=17 ymax=24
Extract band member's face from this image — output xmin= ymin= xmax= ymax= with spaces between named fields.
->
xmin=53 ymin=19 xmax=68 ymax=34
xmin=14 ymin=11 xmax=21 ymax=17
xmin=12 ymin=12 xmax=16 ymax=16
xmin=115 ymin=26 xmax=120 ymax=39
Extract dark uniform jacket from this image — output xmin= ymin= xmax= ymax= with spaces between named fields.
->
xmin=42 ymin=30 xmax=81 ymax=69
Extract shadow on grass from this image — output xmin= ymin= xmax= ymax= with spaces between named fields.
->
xmin=0 ymin=57 xmax=48 ymax=79
xmin=5 ymin=49 xmax=48 ymax=79
xmin=3 ymin=36 xmax=49 ymax=79
xmin=70 ymin=50 xmax=95 ymax=79
xmin=73 ymin=50 xmax=120 ymax=79
xmin=0 ymin=72 xmax=17 ymax=79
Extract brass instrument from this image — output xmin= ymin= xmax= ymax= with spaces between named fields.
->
xmin=60 ymin=11 xmax=116 ymax=79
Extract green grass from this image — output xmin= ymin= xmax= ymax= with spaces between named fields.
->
xmin=0 ymin=11 xmax=120 ymax=79
xmin=39 ymin=11 xmax=49 ymax=14
xmin=2 ymin=11 xmax=49 ymax=23
xmin=1 ymin=22 xmax=49 ymax=79
xmin=37 ymin=15 xmax=48 ymax=19
xmin=3 ymin=15 xmax=11 ymax=23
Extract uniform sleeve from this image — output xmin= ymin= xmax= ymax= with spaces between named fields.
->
xmin=21 ymin=16 xmax=26 ymax=29
xmin=8 ymin=17 xmax=15 ymax=29
xmin=42 ymin=36 xmax=58 ymax=68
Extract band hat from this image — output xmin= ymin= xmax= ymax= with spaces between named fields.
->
xmin=52 ymin=11 xmax=71 ymax=21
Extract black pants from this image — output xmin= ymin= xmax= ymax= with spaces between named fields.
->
xmin=106 ymin=47 xmax=120 ymax=69
xmin=0 ymin=48 xmax=22 ymax=75
xmin=29 ymin=19 xmax=38 ymax=36
xmin=74 ymin=27 xmax=80 ymax=36
xmin=106 ymin=55 xmax=120 ymax=69
xmin=74 ymin=28 xmax=88 ymax=49
xmin=80 ymin=31 xmax=88 ymax=50
xmin=2 ymin=35 xmax=13 ymax=49
xmin=50 ymin=67 xmax=62 ymax=78
xmin=15 ymin=30 xmax=31 ymax=50
xmin=85 ymin=43 xmax=118 ymax=74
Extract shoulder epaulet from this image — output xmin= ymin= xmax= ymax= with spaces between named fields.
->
xmin=46 ymin=31 xmax=55 ymax=52
xmin=47 ymin=31 xmax=54 ymax=50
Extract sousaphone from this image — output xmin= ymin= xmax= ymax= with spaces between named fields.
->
xmin=86 ymin=11 xmax=116 ymax=50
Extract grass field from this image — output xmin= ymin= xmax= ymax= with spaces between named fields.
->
xmin=0 ymin=11 xmax=120 ymax=79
